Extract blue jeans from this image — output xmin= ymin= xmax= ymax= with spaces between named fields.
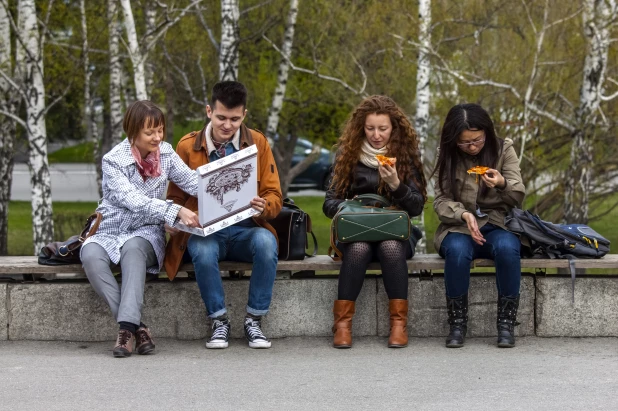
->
xmin=439 ymin=224 xmax=521 ymax=298
xmin=187 ymin=225 xmax=278 ymax=318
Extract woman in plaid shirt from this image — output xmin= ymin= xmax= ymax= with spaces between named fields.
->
xmin=81 ymin=101 xmax=200 ymax=358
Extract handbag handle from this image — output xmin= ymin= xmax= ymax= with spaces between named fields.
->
xmin=353 ymin=193 xmax=392 ymax=207
xmin=79 ymin=212 xmax=102 ymax=242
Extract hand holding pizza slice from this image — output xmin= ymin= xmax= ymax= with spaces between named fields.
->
xmin=467 ymin=166 xmax=491 ymax=184
xmin=375 ymin=154 xmax=397 ymax=167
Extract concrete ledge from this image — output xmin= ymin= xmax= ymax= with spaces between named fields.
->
xmin=375 ymin=275 xmax=535 ymax=337
xmin=536 ymin=277 xmax=618 ymax=337
xmin=3 ymin=275 xmax=618 ymax=341
xmin=0 ymin=284 xmax=7 ymax=341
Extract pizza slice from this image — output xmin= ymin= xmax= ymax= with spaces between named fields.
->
xmin=466 ymin=166 xmax=490 ymax=175
xmin=375 ymin=154 xmax=396 ymax=167
xmin=467 ymin=166 xmax=491 ymax=183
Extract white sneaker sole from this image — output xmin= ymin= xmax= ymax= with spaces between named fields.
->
xmin=248 ymin=340 xmax=272 ymax=349
xmin=206 ymin=341 xmax=229 ymax=349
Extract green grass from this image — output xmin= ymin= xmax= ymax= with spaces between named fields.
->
xmin=48 ymin=142 xmax=96 ymax=163
xmin=8 ymin=201 xmax=98 ymax=255
xmin=8 ymin=195 xmax=618 ymax=265
xmin=47 ymin=121 xmax=206 ymax=163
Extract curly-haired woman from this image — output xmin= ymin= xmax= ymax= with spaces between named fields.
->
xmin=323 ymin=95 xmax=427 ymax=349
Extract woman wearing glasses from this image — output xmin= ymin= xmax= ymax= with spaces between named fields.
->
xmin=432 ymin=103 xmax=525 ymax=348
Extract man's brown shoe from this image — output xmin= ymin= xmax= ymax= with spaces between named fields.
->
xmin=135 ymin=326 xmax=155 ymax=355
xmin=113 ymin=330 xmax=134 ymax=358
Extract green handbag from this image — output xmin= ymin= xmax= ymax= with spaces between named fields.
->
xmin=329 ymin=194 xmax=410 ymax=260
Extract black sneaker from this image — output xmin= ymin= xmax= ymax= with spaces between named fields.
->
xmin=206 ymin=318 xmax=230 ymax=349
xmin=244 ymin=317 xmax=271 ymax=349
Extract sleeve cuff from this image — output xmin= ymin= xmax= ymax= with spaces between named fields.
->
xmin=496 ymin=179 xmax=509 ymax=193
xmin=390 ymin=182 xmax=409 ymax=199
xmin=454 ymin=208 xmax=467 ymax=222
xmin=164 ymin=202 xmax=183 ymax=226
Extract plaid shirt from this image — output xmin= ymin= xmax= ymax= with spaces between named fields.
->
xmin=82 ymin=139 xmax=198 ymax=273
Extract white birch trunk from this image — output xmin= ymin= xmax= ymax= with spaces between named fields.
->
xmin=18 ymin=0 xmax=54 ymax=253
xmin=0 ymin=3 xmax=16 ymax=255
xmin=144 ymin=3 xmax=156 ymax=96
xmin=109 ymin=0 xmax=124 ymax=146
xmin=80 ymin=0 xmax=95 ymax=143
xmin=219 ymin=0 xmax=239 ymax=81
xmin=413 ymin=0 xmax=431 ymax=254
xmin=265 ymin=0 xmax=299 ymax=139
xmin=564 ymin=0 xmax=615 ymax=224
xmin=120 ymin=0 xmax=148 ymax=100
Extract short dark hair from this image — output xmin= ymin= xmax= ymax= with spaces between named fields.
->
xmin=123 ymin=100 xmax=165 ymax=143
xmin=211 ymin=81 xmax=247 ymax=110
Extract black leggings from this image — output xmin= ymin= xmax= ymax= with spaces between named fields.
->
xmin=337 ymin=240 xmax=411 ymax=301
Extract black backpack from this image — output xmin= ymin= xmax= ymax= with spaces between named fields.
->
xmin=505 ymin=208 xmax=610 ymax=301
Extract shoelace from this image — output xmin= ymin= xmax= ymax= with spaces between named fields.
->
xmin=245 ymin=319 xmax=267 ymax=341
xmin=136 ymin=329 xmax=151 ymax=344
xmin=211 ymin=320 xmax=229 ymax=340
xmin=117 ymin=330 xmax=132 ymax=346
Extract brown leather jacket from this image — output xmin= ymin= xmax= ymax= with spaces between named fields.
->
xmin=164 ymin=124 xmax=282 ymax=280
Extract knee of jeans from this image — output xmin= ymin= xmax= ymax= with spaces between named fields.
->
xmin=251 ymin=229 xmax=277 ymax=257
xmin=492 ymin=234 xmax=521 ymax=256
xmin=187 ymin=235 xmax=220 ymax=262
xmin=441 ymin=239 xmax=473 ymax=261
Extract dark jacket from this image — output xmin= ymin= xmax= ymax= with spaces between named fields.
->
xmin=323 ymin=160 xmax=425 ymax=250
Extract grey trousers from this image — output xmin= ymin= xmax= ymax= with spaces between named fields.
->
xmin=81 ymin=237 xmax=157 ymax=326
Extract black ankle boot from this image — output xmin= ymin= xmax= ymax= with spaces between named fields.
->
xmin=445 ymin=294 xmax=468 ymax=348
xmin=497 ymin=295 xmax=520 ymax=348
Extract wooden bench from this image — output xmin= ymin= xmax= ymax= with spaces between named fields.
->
xmin=1 ymin=254 xmax=617 ymax=281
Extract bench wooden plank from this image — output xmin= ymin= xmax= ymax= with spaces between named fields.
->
xmin=1 ymin=254 xmax=617 ymax=275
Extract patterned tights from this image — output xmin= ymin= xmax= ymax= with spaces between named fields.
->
xmin=337 ymin=240 xmax=411 ymax=301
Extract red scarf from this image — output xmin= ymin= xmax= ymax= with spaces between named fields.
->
xmin=131 ymin=144 xmax=162 ymax=180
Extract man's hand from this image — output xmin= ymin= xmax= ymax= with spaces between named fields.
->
xmin=462 ymin=211 xmax=485 ymax=246
xmin=250 ymin=196 xmax=267 ymax=216
xmin=481 ymin=169 xmax=506 ymax=189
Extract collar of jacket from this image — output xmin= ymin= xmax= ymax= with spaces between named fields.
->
xmin=192 ymin=123 xmax=254 ymax=152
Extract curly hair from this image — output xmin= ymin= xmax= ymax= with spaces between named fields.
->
xmin=330 ymin=95 xmax=427 ymax=201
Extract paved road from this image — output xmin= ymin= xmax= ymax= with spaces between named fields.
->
xmin=10 ymin=164 xmax=325 ymax=202
xmin=0 ymin=336 xmax=616 ymax=410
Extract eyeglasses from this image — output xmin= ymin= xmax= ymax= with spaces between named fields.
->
xmin=457 ymin=135 xmax=486 ymax=147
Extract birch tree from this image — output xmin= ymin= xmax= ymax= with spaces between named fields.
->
xmin=564 ymin=0 xmax=617 ymax=223
xmin=18 ymin=0 xmax=54 ymax=253
xmin=220 ymin=0 xmax=240 ymax=81
xmin=120 ymin=0 xmax=148 ymax=100
xmin=80 ymin=0 xmax=98 ymax=144
xmin=0 ymin=3 xmax=17 ymax=255
xmin=264 ymin=0 xmax=311 ymax=196
xmin=413 ymin=0 xmax=431 ymax=254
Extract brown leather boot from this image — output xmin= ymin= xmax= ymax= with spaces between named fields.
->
xmin=388 ymin=299 xmax=408 ymax=348
xmin=332 ymin=300 xmax=355 ymax=348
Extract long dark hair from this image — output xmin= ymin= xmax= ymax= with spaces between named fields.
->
xmin=431 ymin=103 xmax=502 ymax=201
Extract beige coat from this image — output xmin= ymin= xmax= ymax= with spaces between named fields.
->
xmin=433 ymin=138 xmax=526 ymax=251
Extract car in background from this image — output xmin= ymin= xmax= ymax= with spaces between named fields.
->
xmin=288 ymin=138 xmax=333 ymax=191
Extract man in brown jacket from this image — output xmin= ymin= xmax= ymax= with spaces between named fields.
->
xmin=165 ymin=81 xmax=282 ymax=349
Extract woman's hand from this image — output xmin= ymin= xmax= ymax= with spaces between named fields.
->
xmin=481 ymin=169 xmax=506 ymax=189
xmin=177 ymin=207 xmax=200 ymax=227
xmin=378 ymin=163 xmax=400 ymax=191
xmin=462 ymin=211 xmax=485 ymax=246
xmin=250 ymin=196 xmax=267 ymax=216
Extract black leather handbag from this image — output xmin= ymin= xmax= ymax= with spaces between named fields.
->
xmin=37 ymin=212 xmax=102 ymax=266
xmin=268 ymin=199 xmax=318 ymax=260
